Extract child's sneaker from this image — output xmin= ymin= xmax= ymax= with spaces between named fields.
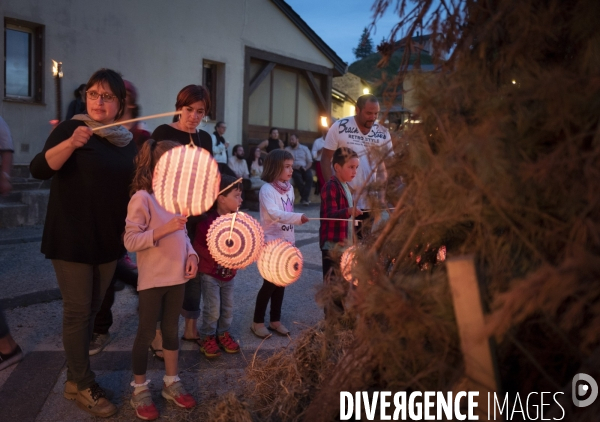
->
xmin=217 ymin=332 xmax=240 ymax=353
xmin=130 ymin=387 xmax=159 ymax=420
xmin=199 ymin=335 xmax=221 ymax=358
xmin=161 ymin=381 xmax=196 ymax=409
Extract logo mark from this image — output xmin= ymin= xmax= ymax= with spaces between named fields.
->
xmin=572 ymin=373 xmax=598 ymax=407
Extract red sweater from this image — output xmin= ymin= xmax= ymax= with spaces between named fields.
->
xmin=193 ymin=209 xmax=236 ymax=281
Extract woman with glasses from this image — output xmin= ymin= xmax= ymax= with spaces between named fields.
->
xmin=30 ymin=69 xmax=136 ymax=418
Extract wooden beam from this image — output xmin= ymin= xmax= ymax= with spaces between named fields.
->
xmin=304 ymin=70 xmax=327 ymax=114
xmin=446 ymin=255 xmax=499 ymax=421
xmin=249 ymin=62 xmax=275 ymax=96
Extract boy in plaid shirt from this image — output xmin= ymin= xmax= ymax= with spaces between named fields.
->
xmin=319 ymin=147 xmax=363 ymax=284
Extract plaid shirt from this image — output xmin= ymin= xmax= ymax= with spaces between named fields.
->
xmin=320 ymin=176 xmax=352 ymax=249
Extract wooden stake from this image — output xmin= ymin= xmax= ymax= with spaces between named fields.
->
xmin=446 ymin=255 xmax=499 ymax=421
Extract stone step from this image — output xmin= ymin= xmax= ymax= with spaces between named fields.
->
xmin=0 ymin=189 xmax=49 ymax=228
xmin=11 ymin=164 xmax=31 ymax=179
xmin=0 ymin=191 xmax=22 ymax=203
xmin=10 ymin=179 xmax=51 ymax=191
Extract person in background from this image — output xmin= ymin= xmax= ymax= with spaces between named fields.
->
xmin=321 ymin=94 xmax=392 ymax=238
xmin=65 ymin=84 xmax=87 ymax=120
xmin=228 ymin=145 xmax=252 ymax=206
xmin=246 ymin=146 xmax=265 ymax=189
xmin=122 ymin=80 xmax=151 ymax=150
xmin=312 ymin=128 xmax=328 ymax=194
xmin=0 ymin=116 xmax=14 ymax=196
xmin=212 ymin=121 xmax=229 ymax=168
xmin=29 ymin=68 xmax=136 ymax=418
xmin=257 ymin=127 xmax=284 ymax=153
xmin=0 ymin=116 xmax=24 ymax=372
xmin=228 ymin=144 xmax=249 ymax=180
xmin=285 ymin=134 xmax=313 ymax=205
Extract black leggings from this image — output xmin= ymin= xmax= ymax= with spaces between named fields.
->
xmin=132 ymin=284 xmax=185 ymax=375
xmin=253 ymin=279 xmax=285 ymax=324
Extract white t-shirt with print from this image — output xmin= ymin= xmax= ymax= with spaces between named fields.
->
xmin=324 ymin=116 xmax=392 ymax=207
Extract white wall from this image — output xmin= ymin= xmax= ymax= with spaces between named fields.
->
xmin=0 ymin=0 xmax=335 ymax=164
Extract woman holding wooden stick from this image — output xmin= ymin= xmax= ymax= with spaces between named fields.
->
xmin=29 ymin=68 xmax=136 ymax=418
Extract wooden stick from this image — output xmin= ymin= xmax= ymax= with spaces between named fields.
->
xmin=361 ymin=207 xmax=396 ymax=212
xmin=446 ymin=255 xmax=499 ymax=420
xmin=91 ymin=111 xmax=182 ymax=131
xmin=308 ymin=218 xmax=362 ymax=223
xmin=228 ymin=209 xmax=239 ymax=241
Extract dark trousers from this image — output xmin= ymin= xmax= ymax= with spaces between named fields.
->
xmin=355 ymin=211 xmax=371 ymax=240
xmin=253 ymin=279 xmax=285 ymax=324
xmin=132 ymin=284 xmax=185 ymax=375
xmin=314 ymin=161 xmax=324 ymax=194
xmin=292 ymin=168 xmax=313 ymax=202
xmin=0 ymin=305 xmax=9 ymax=339
xmin=93 ymin=258 xmax=138 ymax=335
xmin=322 ymin=250 xmax=344 ymax=315
xmin=52 ymin=259 xmax=117 ymax=390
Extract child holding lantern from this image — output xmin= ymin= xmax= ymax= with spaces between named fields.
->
xmin=181 ymin=175 xmax=243 ymax=358
xmin=319 ymin=147 xmax=363 ymax=301
xmin=251 ymin=149 xmax=309 ymax=338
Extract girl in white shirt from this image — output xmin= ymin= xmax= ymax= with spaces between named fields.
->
xmin=251 ymin=150 xmax=309 ymax=338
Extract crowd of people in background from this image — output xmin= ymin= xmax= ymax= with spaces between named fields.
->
xmin=0 ymin=67 xmax=392 ymax=420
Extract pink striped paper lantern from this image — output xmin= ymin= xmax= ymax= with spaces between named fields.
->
xmin=153 ymin=144 xmax=220 ymax=216
xmin=207 ymin=212 xmax=264 ymax=270
xmin=257 ymin=239 xmax=303 ymax=287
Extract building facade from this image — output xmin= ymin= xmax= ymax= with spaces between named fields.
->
xmin=1 ymin=0 xmax=346 ymax=165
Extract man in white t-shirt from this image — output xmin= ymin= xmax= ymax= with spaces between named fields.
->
xmin=321 ymin=95 xmax=392 ymax=209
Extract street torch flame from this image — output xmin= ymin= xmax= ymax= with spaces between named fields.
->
xmin=52 ymin=60 xmax=63 ymax=78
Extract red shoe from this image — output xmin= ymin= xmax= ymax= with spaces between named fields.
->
xmin=218 ymin=332 xmax=240 ymax=353
xmin=119 ymin=254 xmax=137 ymax=270
xmin=130 ymin=388 xmax=159 ymax=420
xmin=199 ymin=335 xmax=221 ymax=358
xmin=161 ymin=381 xmax=196 ymax=409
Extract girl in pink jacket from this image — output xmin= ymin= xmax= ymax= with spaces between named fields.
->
xmin=124 ymin=139 xmax=198 ymax=420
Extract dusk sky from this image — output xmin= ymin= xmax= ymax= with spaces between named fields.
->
xmin=285 ymin=0 xmax=402 ymax=65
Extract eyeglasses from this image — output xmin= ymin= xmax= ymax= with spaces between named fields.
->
xmin=86 ymin=91 xmax=117 ymax=103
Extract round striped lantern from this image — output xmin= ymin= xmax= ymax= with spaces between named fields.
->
xmin=340 ymin=246 xmax=357 ymax=283
xmin=257 ymin=239 xmax=303 ymax=287
xmin=207 ymin=212 xmax=264 ymax=269
xmin=153 ymin=144 xmax=220 ymax=216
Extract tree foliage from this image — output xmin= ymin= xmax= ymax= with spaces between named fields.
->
xmin=352 ymin=27 xmax=374 ymax=60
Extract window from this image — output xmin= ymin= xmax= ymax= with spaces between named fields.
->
xmin=4 ymin=18 xmax=44 ymax=102
xmin=202 ymin=60 xmax=225 ymax=121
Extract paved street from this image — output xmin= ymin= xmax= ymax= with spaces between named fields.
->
xmin=0 ymin=205 xmax=325 ymax=421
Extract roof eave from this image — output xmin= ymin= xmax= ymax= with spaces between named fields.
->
xmin=271 ymin=0 xmax=348 ymax=76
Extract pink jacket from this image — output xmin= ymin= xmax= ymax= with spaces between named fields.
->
xmin=124 ymin=190 xmax=198 ymax=291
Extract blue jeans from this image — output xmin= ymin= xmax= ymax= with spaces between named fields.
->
xmin=181 ymin=274 xmax=202 ymax=319
xmin=199 ymin=274 xmax=235 ymax=337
